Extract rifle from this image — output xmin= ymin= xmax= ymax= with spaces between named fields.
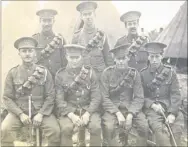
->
xmin=161 ymin=111 xmax=177 ymax=147
xmin=77 ymin=107 xmax=86 ymax=146
xmin=28 ymin=94 xmax=40 ymax=147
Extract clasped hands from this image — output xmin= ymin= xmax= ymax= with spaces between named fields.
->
xmin=68 ymin=111 xmax=90 ymax=127
xmin=116 ymin=111 xmax=133 ymax=132
xmin=19 ymin=113 xmax=43 ymax=127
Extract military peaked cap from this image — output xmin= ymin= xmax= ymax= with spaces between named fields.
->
xmin=76 ymin=1 xmax=97 ymax=12
xmin=144 ymin=42 xmax=167 ymax=54
xmin=14 ymin=37 xmax=38 ymax=50
xmin=120 ymin=11 xmax=141 ymax=22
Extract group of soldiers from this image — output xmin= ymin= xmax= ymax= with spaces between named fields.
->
xmin=1 ymin=1 xmax=185 ymax=147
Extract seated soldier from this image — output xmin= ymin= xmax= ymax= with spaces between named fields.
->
xmin=55 ymin=44 xmax=102 ymax=146
xmin=1 ymin=37 xmax=60 ymax=146
xmin=140 ymin=42 xmax=184 ymax=146
xmin=101 ymin=44 xmax=149 ymax=146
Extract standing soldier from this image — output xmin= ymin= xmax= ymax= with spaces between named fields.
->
xmin=140 ymin=42 xmax=184 ymax=146
xmin=71 ymin=1 xmax=113 ymax=80
xmin=101 ymin=44 xmax=149 ymax=146
xmin=32 ymin=9 xmax=67 ymax=79
xmin=115 ymin=11 xmax=149 ymax=71
xmin=55 ymin=44 xmax=102 ymax=146
xmin=1 ymin=37 xmax=60 ymax=146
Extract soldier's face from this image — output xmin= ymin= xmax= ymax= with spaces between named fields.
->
xmin=126 ymin=20 xmax=139 ymax=35
xmin=40 ymin=18 xmax=54 ymax=32
xmin=66 ymin=54 xmax=83 ymax=68
xmin=114 ymin=56 xmax=130 ymax=69
xmin=81 ymin=10 xmax=95 ymax=26
xmin=148 ymin=52 xmax=163 ymax=67
xmin=19 ymin=48 xmax=36 ymax=63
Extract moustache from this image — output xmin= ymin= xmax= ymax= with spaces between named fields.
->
xmin=43 ymin=25 xmax=50 ymax=28
xmin=130 ymin=27 xmax=136 ymax=31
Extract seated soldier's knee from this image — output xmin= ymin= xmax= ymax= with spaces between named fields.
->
xmin=45 ymin=124 xmax=60 ymax=143
xmin=103 ymin=121 xmax=116 ymax=134
xmin=139 ymin=124 xmax=149 ymax=136
xmin=89 ymin=122 xmax=101 ymax=135
xmin=1 ymin=119 xmax=11 ymax=135
xmin=155 ymin=130 xmax=168 ymax=138
xmin=61 ymin=123 xmax=73 ymax=136
xmin=51 ymin=124 xmax=60 ymax=136
xmin=1 ymin=125 xmax=9 ymax=138
xmin=155 ymin=131 xmax=171 ymax=145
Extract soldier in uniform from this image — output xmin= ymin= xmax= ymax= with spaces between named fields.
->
xmin=71 ymin=1 xmax=113 ymax=80
xmin=115 ymin=11 xmax=149 ymax=71
xmin=140 ymin=42 xmax=184 ymax=146
xmin=55 ymin=44 xmax=102 ymax=146
xmin=32 ymin=9 xmax=67 ymax=79
xmin=1 ymin=37 xmax=60 ymax=146
xmin=101 ymin=44 xmax=149 ymax=146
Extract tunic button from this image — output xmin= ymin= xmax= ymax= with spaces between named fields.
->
xmin=77 ymin=98 xmax=79 ymax=101
xmin=157 ymin=95 xmax=159 ymax=97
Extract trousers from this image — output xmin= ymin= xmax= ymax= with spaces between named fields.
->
xmin=1 ymin=112 xmax=60 ymax=146
xmin=59 ymin=112 xmax=101 ymax=146
xmin=102 ymin=109 xmax=149 ymax=146
xmin=145 ymin=109 xmax=184 ymax=146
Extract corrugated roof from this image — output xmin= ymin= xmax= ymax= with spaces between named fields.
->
xmin=155 ymin=1 xmax=187 ymax=59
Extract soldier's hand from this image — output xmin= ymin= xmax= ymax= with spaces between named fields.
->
xmin=151 ymin=103 xmax=165 ymax=114
xmin=68 ymin=112 xmax=82 ymax=127
xmin=19 ymin=113 xmax=32 ymax=125
xmin=33 ymin=113 xmax=43 ymax=127
xmin=166 ymin=114 xmax=175 ymax=124
xmin=125 ymin=113 xmax=133 ymax=131
xmin=116 ymin=111 xmax=126 ymax=127
xmin=81 ymin=111 xmax=90 ymax=126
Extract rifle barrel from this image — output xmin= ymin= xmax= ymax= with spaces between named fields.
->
xmin=161 ymin=111 xmax=177 ymax=147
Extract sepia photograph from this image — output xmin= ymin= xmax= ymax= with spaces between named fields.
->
xmin=1 ymin=1 xmax=187 ymax=146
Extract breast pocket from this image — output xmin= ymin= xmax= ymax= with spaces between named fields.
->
xmin=13 ymin=80 xmax=24 ymax=98
xmin=109 ymin=82 xmax=119 ymax=98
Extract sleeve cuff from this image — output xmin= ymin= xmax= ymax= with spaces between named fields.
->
xmin=127 ymin=110 xmax=136 ymax=117
xmin=61 ymin=107 xmax=76 ymax=116
xmin=85 ymin=108 xmax=95 ymax=114
xmin=168 ymin=107 xmax=178 ymax=116
xmin=145 ymin=99 xmax=154 ymax=109
xmin=109 ymin=107 xmax=119 ymax=114
xmin=15 ymin=109 xmax=23 ymax=116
